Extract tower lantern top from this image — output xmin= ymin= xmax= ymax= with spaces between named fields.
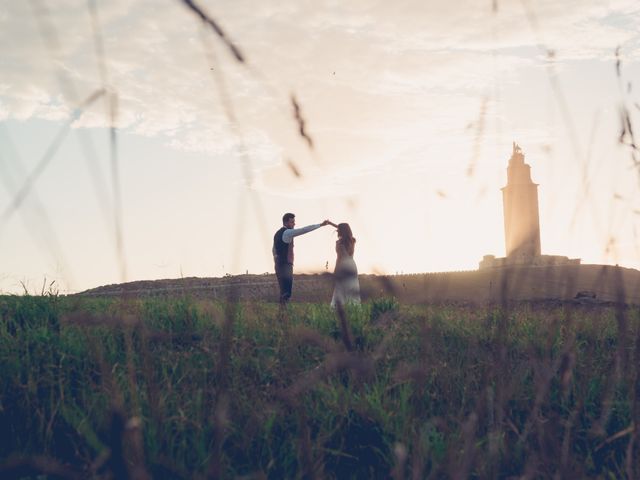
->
xmin=506 ymin=141 xmax=533 ymax=185
xmin=510 ymin=141 xmax=525 ymax=164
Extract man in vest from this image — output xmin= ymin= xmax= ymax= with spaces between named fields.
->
xmin=273 ymin=213 xmax=331 ymax=304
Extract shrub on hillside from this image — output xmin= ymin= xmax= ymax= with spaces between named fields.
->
xmin=369 ymin=297 xmax=399 ymax=322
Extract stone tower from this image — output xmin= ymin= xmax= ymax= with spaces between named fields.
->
xmin=501 ymin=142 xmax=541 ymax=260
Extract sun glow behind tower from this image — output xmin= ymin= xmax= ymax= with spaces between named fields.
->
xmin=480 ymin=143 xmax=580 ymax=270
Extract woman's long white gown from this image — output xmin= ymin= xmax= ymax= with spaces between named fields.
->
xmin=331 ymin=242 xmax=361 ymax=308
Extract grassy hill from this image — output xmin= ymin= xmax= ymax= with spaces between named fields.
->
xmin=1 ymin=294 xmax=639 ymax=478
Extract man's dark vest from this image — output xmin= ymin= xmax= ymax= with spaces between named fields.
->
xmin=273 ymin=227 xmax=292 ymax=265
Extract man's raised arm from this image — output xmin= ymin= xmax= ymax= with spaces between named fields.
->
xmin=282 ymin=220 xmax=331 ymax=243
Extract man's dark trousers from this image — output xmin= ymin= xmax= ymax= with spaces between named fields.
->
xmin=275 ymin=263 xmax=293 ymax=304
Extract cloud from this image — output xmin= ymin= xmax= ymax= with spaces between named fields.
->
xmin=0 ymin=0 xmax=638 ymax=185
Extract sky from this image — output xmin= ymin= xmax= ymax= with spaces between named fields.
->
xmin=1 ymin=0 xmax=640 ymax=294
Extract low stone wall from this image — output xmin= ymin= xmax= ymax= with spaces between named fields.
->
xmin=78 ymin=274 xmax=335 ymax=303
xmin=77 ymin=265 xmax=640 ymax=305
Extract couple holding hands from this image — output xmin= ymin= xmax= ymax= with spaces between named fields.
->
xmin=272 ymin=213 xmax=360 ymax=307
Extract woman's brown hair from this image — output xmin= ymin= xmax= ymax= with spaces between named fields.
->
xmin=337 ymin=223 xmax=356 ymax=256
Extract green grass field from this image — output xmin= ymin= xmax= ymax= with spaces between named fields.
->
xmin=0 ymin=294 xmax=638 ymax=478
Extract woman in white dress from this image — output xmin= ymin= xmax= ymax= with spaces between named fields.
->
xmin=329 ymin=222 xmax=361 ymax=307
